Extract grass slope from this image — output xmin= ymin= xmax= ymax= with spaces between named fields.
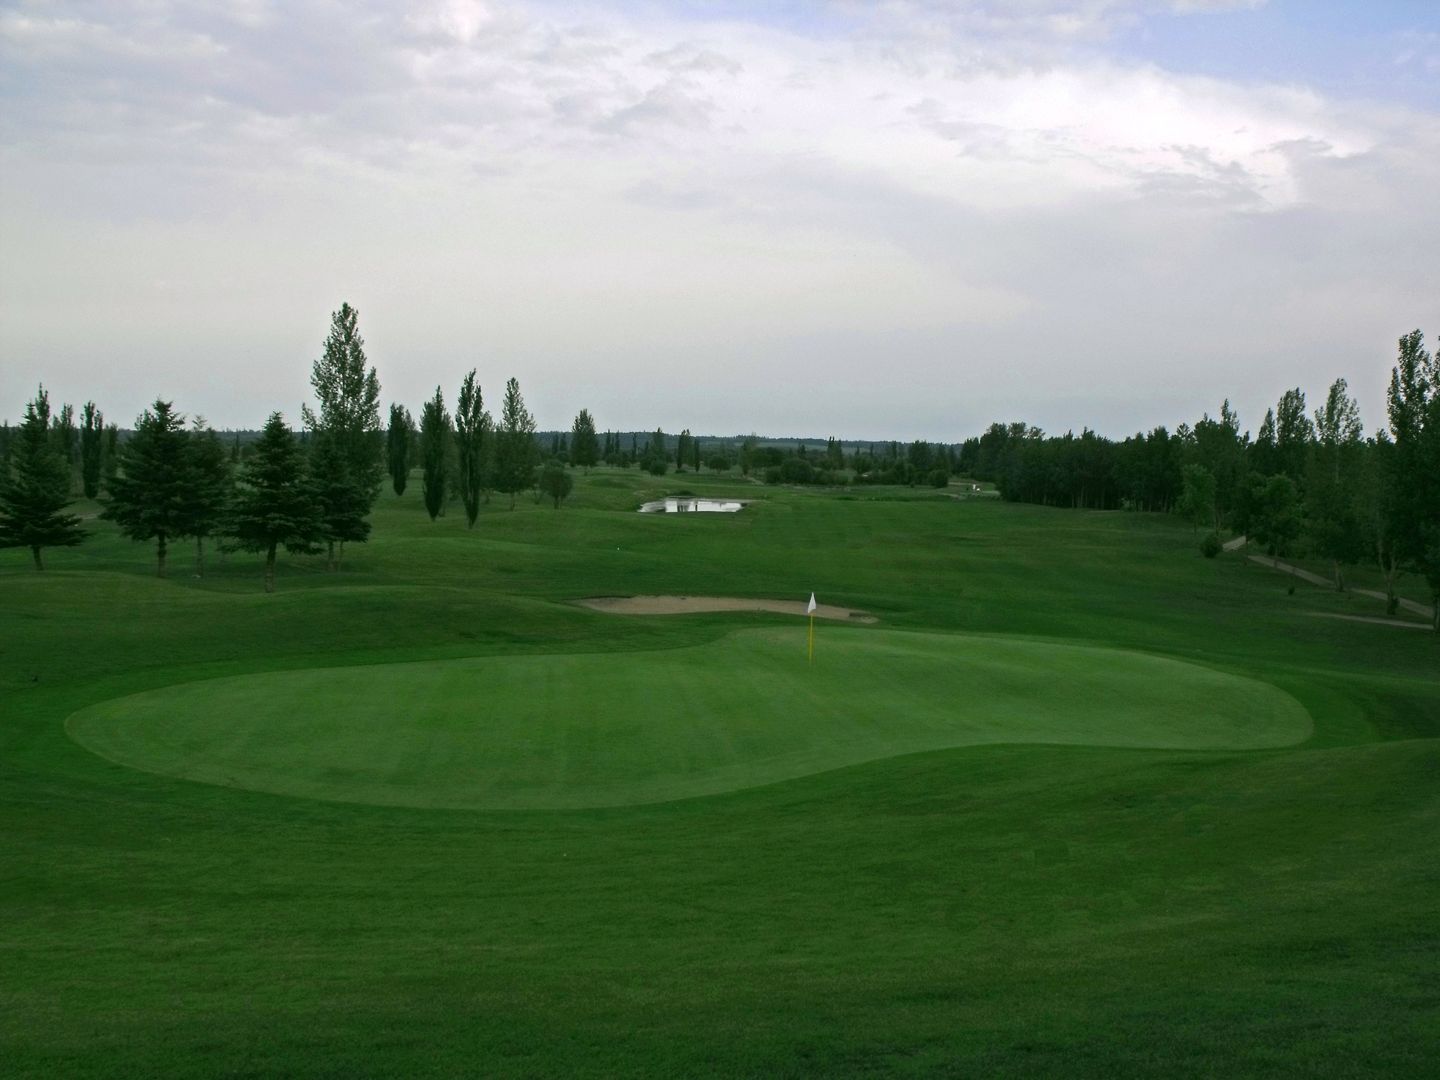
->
xmin=3 ymin=469 xmax=1437 ymax=1077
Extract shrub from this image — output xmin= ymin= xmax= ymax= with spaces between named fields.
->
xmin=1200 ymin=532 xmax=1222 ymax=558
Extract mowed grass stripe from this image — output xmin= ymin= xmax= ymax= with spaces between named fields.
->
xmin=66 ymin=628 xmax=1311 ymax=810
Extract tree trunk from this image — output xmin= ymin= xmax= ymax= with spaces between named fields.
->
xmin=31 ymin=545 xmax=43 ymax=571
xmin=1377 ymin=540 xmax=1399 ymax=616
xmin=1333 ymin=559 xmax=1345 ymax=592
xmin=195 ymin=535 xmax=205 ymax=578
xmin=156 ymin=532 xmax=167 ymax=578
xmin=265 ymin=542 xmax=277 ymax=593
xmin=327 ymin=538 xmax=336 ymax=571
xmin=337 ymin=540 xmax=346 ymax=570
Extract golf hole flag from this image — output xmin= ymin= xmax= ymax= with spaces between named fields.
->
xmin=807 ymin=593 xmax=817 ymax=661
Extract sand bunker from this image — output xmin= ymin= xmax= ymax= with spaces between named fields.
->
xmin=578 ymin=595 xmax=877 ymax=622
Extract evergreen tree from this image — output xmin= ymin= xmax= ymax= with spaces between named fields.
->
xmin=181 ymin=418 xmax=233 ymax=578
xmin=304 ymin=302 xmax=383 ymax=554
xmin=230 ymin=412 xmax=324 ymax=593
xmin=308 ymin=434 xmax=371 ymax=568
xmin=570 ymin=410 xmax=599 ymax=470
xmin=0 ymin=387 xmax=85 ymax=569
xmin=419 ymin=387 xmax=450 ymax=522
xmin=494 ymin=378 xmax=537 ymax=509
xmin=386 ymin=403 xmax=414 ymax=496
xmin=79 ymin=402 xmax=104 ymax=499
xmin=103 ymin=400 xmax=191 ymax=577
xmin=455 ymin=370 xmax=490 ymax=528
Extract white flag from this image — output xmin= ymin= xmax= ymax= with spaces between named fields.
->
xmin=807 ymin=593 xmax=817 ymax=614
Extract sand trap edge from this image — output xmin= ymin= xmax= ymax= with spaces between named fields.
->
xmin=576 ymin=596 xmax=878 ymax=623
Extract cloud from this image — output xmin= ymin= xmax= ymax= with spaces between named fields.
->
xmin=0 ymin=0 xmax=1435 ymax=440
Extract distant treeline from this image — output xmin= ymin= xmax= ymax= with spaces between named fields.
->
xmin=2 ymin=306 xmax=1436 ymax=623
xmin=962 ymin=333 xmax=1438 ymax=625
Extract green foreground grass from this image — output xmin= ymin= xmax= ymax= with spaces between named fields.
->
xmin=3 ymin=470 xmax=1438 ymax=1077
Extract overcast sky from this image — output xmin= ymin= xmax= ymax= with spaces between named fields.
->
xmin=2 ymin=0 xmax=1436 ymax=441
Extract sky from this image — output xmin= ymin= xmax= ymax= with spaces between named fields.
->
xmin=1 ymin=0 xmax=1436 ymax=441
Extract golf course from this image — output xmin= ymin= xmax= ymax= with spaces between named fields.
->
xmin=4 ymin=469 xmax=1438 ymax=1076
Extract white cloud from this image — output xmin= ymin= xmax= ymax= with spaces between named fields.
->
xmin=0 ymin=0 xmax=1435 ymax=439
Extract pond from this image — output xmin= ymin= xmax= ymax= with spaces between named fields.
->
xmin=638 ymin=497 xmax=748 ymax=514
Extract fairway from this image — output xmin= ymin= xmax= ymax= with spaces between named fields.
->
xmin=67 ymin=627 xmax=1311 ymax=810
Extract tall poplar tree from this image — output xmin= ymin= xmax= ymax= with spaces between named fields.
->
xmin=1387 ymin=329 xmax=1440 ymax=630
xmin=419 ymin=387 xmax=450 ymax=522
xmin=1307 ymin=378 xmax=1365 ymax=589
xmin=455 ymin=370 xmax=490 ymax=528
xmin=305 ymin=303 xmax=382 ymax=563
xmin=230 ymin=412 xmax=324 ymax=593
xmin=101 ymin=423 xmax=120 ymax=490
xmin=386 ymin=403 xmax=414 ymax=496
xmin=179 ymin=418 xmax=233 ymax=578
xmin=0 ymin=387 xmax=85 ymax=570
xmin=80 ymin=402 xmax=104 ymax=499
xmin=51 ymin=403 xmax=78 ymax=493
xmin=103 ymin=400 xmax=190 ymax=577
xmin=494 ymin=378 xmax=536 ymax=509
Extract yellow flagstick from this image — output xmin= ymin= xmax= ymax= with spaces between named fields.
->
xmin=806 ymin=592 xmax=817 ymax=663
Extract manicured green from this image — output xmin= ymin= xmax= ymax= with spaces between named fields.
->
xmin=3 ymin=467 xmax=1437 ymax=1078
xmin=67 ymin=629 xmax=1310 ymax=809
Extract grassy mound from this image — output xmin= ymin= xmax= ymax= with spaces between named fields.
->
xmin=68 ymin=628 xmax=1310 ymax=809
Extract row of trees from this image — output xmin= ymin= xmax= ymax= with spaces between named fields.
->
xmin=387 ymin=374 xmax=569 ymax=522
xmin=0 ymin=397 xmax=122 ymax=499
xmin=1 ymin=301 xmax=618 ymax=584
xmin=0 ymin=303 xmax=387 ymax=589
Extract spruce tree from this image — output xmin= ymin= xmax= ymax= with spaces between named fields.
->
xmin=419 ymin=387 xmax=450 ymax=522
xmin=570 ymin=410 xmax=599 ymax=471
xmin=80 ymin=402 xmax=104 ymax=499
xmin=455 ymin=371 xmax=490 ymax=528
xmin=230 ymin=413 xmax=324 ymax=593
xmin=103 ymin=400 xmax=191 ymax=577
xmin=308 ymin=435 xmax=371 ymax=568
xmin=0 ymin=387 xmax=86 ymax=569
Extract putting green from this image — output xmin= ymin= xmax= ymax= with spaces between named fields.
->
xmin=67 ymin=629 xmax=1311 ymax=810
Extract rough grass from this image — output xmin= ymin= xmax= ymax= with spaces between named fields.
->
xmin=2 ymin=468 xmax=1437 ymax=1078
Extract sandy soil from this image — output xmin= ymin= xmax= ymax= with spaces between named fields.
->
xmin=577 ymin=595 xmax=878 ymax=623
